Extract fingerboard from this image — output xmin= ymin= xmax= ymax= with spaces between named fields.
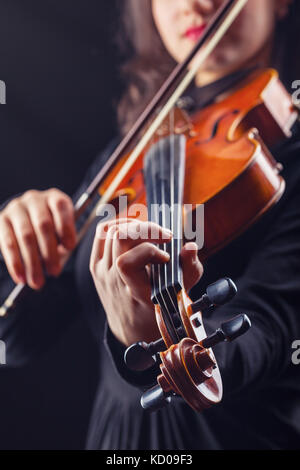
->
xmin=144 ymin=135 xmax=186 ymax=317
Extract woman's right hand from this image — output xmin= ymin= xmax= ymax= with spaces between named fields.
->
xmin=0 ymin=189 xmax=77 ymax=290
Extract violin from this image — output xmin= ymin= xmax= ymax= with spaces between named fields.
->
xmin=1 ymin=0 xmax=298 ymax=413
xmin=121 ymin=66 xmax=297 ymax=412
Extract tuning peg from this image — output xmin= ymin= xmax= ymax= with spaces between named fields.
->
xmin=202 ymin=314 xmax=251 ymax=349
xmin=140 ymin=384 xmax=173 ymax=412
xmin=124 ymin=337 xmax=166 ymax=371
xmin=191 ymin=278 xmax=237 ymax=314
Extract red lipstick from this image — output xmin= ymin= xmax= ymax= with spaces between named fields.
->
xmin=184 ymin=24 xmax=207 ymax=41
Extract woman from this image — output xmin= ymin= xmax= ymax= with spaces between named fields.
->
xmin=0 ymin=0 xmax=300 ymax=449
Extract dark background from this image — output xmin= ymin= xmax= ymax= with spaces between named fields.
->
xmin=0 ymin=0 xmax=120 ymax=449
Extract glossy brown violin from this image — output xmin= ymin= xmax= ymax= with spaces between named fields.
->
xmin=1 ymin=0 xmax=298 ymax=413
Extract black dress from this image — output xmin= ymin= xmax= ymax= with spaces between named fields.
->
xmin=1 ymin=74 xmax=300 ymax=450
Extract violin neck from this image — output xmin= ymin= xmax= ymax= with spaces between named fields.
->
xmin=144 ymin=134 xmax=186 ymax=306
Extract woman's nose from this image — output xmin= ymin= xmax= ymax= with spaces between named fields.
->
xmin=179 ymin=0 xmax=215 ymax=17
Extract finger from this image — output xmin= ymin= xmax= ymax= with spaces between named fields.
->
xmin=112 ymin=221 xmax=173 ymax=264
xmin=118 ymin=221 xmax=173 ymax=244
xmin=102 ymin=225 xmax=119 ymax=270
xmin=91 ymin=219 xmax=172 ymax=273
xmin=90 ymin=218 xmax=137 ymax=272
xmin=8 ymin=202 xmax=44 ymax=289
xmin=0 ymin=216 xmax=26 ymax=284
xmin=26 ymin=196 xmax=61 ymax=277
xmin=92 ymin=217 xmax=171 ymax=263
xmin=116 ymin=243 xmax=170 ymax=299
xmin=46 ymin=190 xmax=77 ymax=251
xmin=181 ymin=242 xmax=203 ymax=292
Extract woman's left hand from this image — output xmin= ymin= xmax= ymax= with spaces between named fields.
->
xmin=89 ymin=218 xmax=203 ymax=347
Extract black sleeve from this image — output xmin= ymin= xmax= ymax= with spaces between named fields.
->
xmin=102 ymin=149 xmax=300 ymax=395
xmin=0 ymin=255 xmax=80 ymax=367
xmin=0 ymin=138 xmax=119 ymax=367
xmin=210 ymin=167 xmax=300 ymax=396
xmin=104 ymin=322 xmax=160 ymax=389
xmin=0 ymin=192 xmax=80 ymax=366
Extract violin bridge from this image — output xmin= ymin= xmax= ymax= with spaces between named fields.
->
xmin=154 ymin=106 xmax=194 ymax=138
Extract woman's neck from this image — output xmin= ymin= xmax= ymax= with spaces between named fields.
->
xmin=194 ymin=37 xmax=274 ymax=88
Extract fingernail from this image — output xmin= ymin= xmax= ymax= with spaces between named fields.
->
xmin=17 ymin=274 xmax=26 ymax=284
xmin=160 ymin=250 xmax=170 ymax=260
xmin=162 ymin=229 xmax=173 ymax=238
xmin=185 ymin=242 xmax=198 ymax=253
xmin=48 ymin=264 xmax=61 ymax=277
xmin=32 ymin=274 xmax=44 ymax=288
xmin=65 ymin=235 xmax=75 ymax=247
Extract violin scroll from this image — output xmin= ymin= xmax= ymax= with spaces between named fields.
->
xmin=124 ymin=277 xmax=238 ymax=373
xmin=140 ymin=314 xmax=251 ymax=413
xmin=125 ymin=275 xmax=251 ymax=413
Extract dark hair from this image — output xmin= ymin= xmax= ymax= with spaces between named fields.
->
xmin=117 ymin=0 xmax=300 ymax=136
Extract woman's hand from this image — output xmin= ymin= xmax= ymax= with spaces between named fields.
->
xmin=0 ymin=189 xmax=77 ymax=290
xmin=90 ymin=218 xmax=203 ymax=347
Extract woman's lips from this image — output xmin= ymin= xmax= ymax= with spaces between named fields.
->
xmin=184 ymin=24 xmax=207 ymax=41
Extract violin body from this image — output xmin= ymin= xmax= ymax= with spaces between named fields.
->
xmin=100 ymin=69 xmax=297 ymax=260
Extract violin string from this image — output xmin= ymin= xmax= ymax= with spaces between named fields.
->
xmin=176 ymin=111 xmax=183 ymax=290
xmin=159 ymin=110 xmax=179 ymax=323
xmin=150 ymin=137 xmax=172 ymax=324
xmin=150 ymin=129 xmax=159 ymax=307
xmin=170 ymin=108 xmax=178 ymax=304
xmin=146 ymin=120 xmax=178 ymax=338
xmin=158 ymin=129 xmax=176 ymax=321
xmin=170 ymin=107 xmax=184 ymax=315
xmin=170 ymin=108 xmax=175 ymax=291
